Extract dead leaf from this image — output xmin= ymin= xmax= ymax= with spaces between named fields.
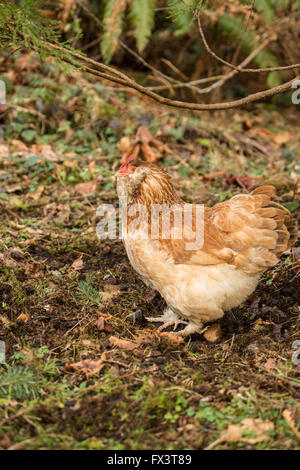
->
xmin=11 ymin=140 xmax=28 ymax=152
xmin=0 ymin=253 xmax=17 ymax=269
xmin=104 ymin=284 xmax=120 ymax=295
xmin=89 ymin=160 xmax=96 ymax=178
xmin=32 ymin=145 xmax=58 ymax=162
xmin=94 ymin=315 xmax=105 ymax=331
xmin=145 ymin=289 xmax=158 ymax=303
xmin=160 ymin=331 xmax=184 ymax=344
xmin=204 ymin=323 xmax=221 ymax=343
xmin=206 ymin=418 xmax=274 ymax=449
xmin=15 ymin=51 xmax=34 ymax=71
xmin=117 ymin=136 xmax=131 ymax=153
xmin=101 ymin=284 xmax=121 ymax=301
xmin=25 ymin=263 xmax=40 ymax=276
xmin=135 ymin=332 xmax=154 ymax=345
xmin=108 ymin=336 xmax=139 ymax=350
xmin=120 ymin=125 xmax=169 ymax=164
xmin=28 ymin=186 xmax=44 ymax=201
xmin=70 ymin=352 xmax=107 ymax=378
xmin=242 ymin=115 xmax=253 ymax=129
xmin=274 ymin=132 xmax=291 ymax=145
xmin=8 ymin=247 xmax=25 ymax=261
xmin=6 ymin=183 xmax=23 ymax=193
xmin=0 ymin=144 xmax=9 ymax=158
xmin=71 ymin=256 xmax=84 ymax=271
xmin=202 ymin=171 xmax=225 ymax=180
xmin=16 ymin=313 xmax=29 ymax=324
xmin=249 ymin=127 xmax=275 ymax=139
xmin=56 ymin=204 xmax=70 ymax=222
xmin=226 ymin=174 xmax=254 ymax=189
xmin=0 ymin=435 xmax=11 ymax=449
xmin=75 ymin=180 xmax=98 ymax=196
xmin=282 ymin=409 xmax=300 ymax=440
xmin=264 ymin=358 xmax=276 ymax=371
xmin=0 ymin=315 xmax=10 ymax=328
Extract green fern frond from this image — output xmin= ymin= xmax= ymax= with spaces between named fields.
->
xmin=0 ymin=366 xmax=45 ymax=401
xmin=101 ymin=0 xmax=127 ymax=63
xmin=130 ymin=0 xmax=156 ymax=52
xmin=0 ymin=1 xmax=57 ymax=52
xmin=76 ymin=275 xmax=102 ymax=306
xmin=0 ymin=0 xmax=82 ymax=70
xmin=218 ymin=13 xmax=282 ymax=87
xmin=167 ymin=0 xmax=193 ymax=36
xmin=255 ymin=0 xmax=275 ymax=24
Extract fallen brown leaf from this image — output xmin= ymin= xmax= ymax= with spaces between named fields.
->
xmin=94 ymin=316 xmax=105 ymax=331
xmin=71 ymin=256 xmax=84 ymax=271
xmin=160 ymin=331 xmax=185 ymax=344
xmin=117 ymin=136 xmax=131 ymax=153
xmin=120 ymin=125 xmax=169 ymax=164
xmin=202 ymin=171 xmax=225 ymax=180
xmin=206 ymin=418 xmax=274 ymax=449
xmin=25 ymin=263 xmax=40 ymax=276
xmin=28 ymin=186 xmax=44 ymax=201
xmin=226 ymin=174 xmax=254 ymax=189
xmin=0 ymin=253 xmax=18 ymax=269
xmin=0 ymin=435 xmax=11 ymax=449
xmin=282 ymin=409 xmax=300 ymax=440
xmin=16 ymin=313 xmax=29 ymax=324
xmin=70 ymin=352 xmax=107 ymax=378
xmin=101 ymin=284 xmax=121 ymax=301
xmin=75 ymin=180 xmax=98 ymax=196
xmin=0 ymin=315 xmax=10 ymax=328
xmin=264 ymin=358 xmax=276 ymax=371
xmin=0 ymin=144 xmax=9 ymax=158
xmin=108 ymin=336 xmax=139 ymax=350
xmin=8 ymin=247 xmax=25 ymax=261
xmin=274 ymin=132 xmax=291 ymax=145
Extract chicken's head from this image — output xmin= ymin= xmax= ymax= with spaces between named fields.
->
xmin=116 ymin=157 xmax=155 ymax=202
xmin=115 ymin=158 xmax=180 ymax=205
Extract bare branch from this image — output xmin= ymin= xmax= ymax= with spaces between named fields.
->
xmin=49 ymin=43 xmax=299 ymax=112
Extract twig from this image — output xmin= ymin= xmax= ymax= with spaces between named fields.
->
xmin=195 ymin=9 xmax=300 ymax=73
xmin=202 ymin=37 xmax=273 ymax=95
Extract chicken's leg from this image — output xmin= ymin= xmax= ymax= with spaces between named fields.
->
xmin=146 ymin=307 xmax=188 ymax=331
xmin=174 ymin=321 xmax=203 ymax=337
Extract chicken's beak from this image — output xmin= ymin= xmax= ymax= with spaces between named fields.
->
xmin=115 ymin=155 xmax=135 ymax=177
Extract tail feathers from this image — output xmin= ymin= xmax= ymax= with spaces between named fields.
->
xmin=251 ymin=185 xmax=298 ymax=255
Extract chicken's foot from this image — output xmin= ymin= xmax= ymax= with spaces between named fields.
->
xmin=146 ymin=308 xmax=188 ymax=332
xmin=174 ymin=321 xmax=203 ymax=337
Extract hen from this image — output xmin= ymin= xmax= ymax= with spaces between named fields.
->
xmin=116 ymin=157 xmax=298 ymax=336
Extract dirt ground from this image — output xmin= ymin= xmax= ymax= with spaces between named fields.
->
xmin=0 ymin=58 xmax=299 ymax=449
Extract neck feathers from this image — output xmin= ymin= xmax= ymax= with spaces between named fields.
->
xmin=133 ymin=172 xmax=181 ymax=208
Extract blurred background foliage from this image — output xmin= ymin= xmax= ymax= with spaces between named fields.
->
xmin=0 ymin=0 xmax=300 ymax=99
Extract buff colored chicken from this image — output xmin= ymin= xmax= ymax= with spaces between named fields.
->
xmin=116 ymin=157 xmax=298 ymax=336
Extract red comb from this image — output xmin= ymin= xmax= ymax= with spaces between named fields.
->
xmin=119 ymin=155 xmax=134 ymax=172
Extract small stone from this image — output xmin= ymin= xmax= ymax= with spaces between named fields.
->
xmin=127 ymin=309 xmax=144 ymax=325
xmin=204 ymin=323 xmax=221 ymax=342
xmin=65 ymin=401 xmax=75 ymax=407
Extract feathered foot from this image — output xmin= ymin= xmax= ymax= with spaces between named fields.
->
xmin=174 ymin=321 xmax=203 ymax=337
xmin=146 ymin=308 xmax=188 ymax=332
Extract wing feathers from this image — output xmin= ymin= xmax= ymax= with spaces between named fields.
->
xmin=158 ymin=185 xmax=297 ymax=273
